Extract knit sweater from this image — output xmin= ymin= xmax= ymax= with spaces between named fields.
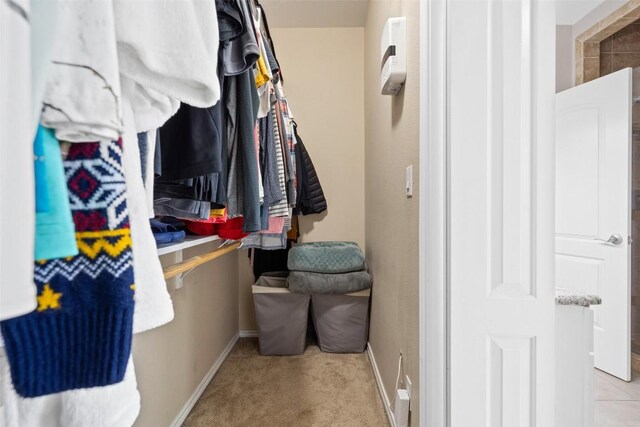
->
xmin=1 ymin=139 xmax=135 ymax=398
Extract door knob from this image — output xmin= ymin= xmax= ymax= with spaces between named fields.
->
xmin=594 ymin=234 xmax=624 ymax=245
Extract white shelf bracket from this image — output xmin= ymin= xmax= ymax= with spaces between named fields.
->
xmin=178 ymin=267 xmax=196 ymax=284
xmin=170 ymin=250 xmax=185 ymax=289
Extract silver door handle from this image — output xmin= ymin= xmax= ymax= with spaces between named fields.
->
xmin=594 ymin=234 xmax=624 ymax=245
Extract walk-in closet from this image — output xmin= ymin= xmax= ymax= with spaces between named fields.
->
xmin=0 ymin=0 xmax=419 ymax=426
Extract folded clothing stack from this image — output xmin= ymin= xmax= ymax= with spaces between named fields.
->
xmin=286 ymin=241 xmax=371 ymax=294
xmin=284 ymin=241 xmax=371 ymax=353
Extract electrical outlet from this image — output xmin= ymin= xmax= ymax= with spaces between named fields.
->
xmin=405 ymin=375 xmax=412 ymax=411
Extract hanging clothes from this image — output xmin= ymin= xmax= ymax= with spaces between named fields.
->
xmin=155 ymin=102 xmax=225 ymax=182
xmin=154 ymin=198 xmax=212 ymax=220
xmin=252 ymin=243 xmax=292 ymax=279
xmin=293 ymin=124 xmax=328 ymax=216
xmin=221 ymin=0 xmax=260 ymax=76
xmin=216 ymin=0 xmax=245 ymax=43
xmin=30 ymin=0 xmax=59 ymax=133
xmin=113 ymin=0 xmax=221 ymax=117
xmin=275 ymin=92 xmax=297 ymax=206
xmin=121 ymin=94 xmax=175 ymax=335
xmin=0 ymin=0 xmax=37 ymax=321
xmin=259 ymin=110 xmax=284 ymax=207
xmin=1 ymin=140 xmax=135 ymax=398
xmin=255 ymin=1 xmax=282 ymax=80
xmin=33 ymin=126 xmax=77 ymax=261
xmin=268 ymin=99 xmax=289 ymax=218
xmin=1 ymin=357 xmax=140 ymax=427
xmin=225 ymin=69 xmax=262 ymax=232
xmin=40 ymin=0 xmax=123 ymax=142
xmin=114 ymin=0 xmax=223 ymax=229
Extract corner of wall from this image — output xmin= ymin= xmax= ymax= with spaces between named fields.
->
xmin=363 ymin=1 xmax=421 ymax=425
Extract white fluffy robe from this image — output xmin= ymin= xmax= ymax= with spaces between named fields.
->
xmin=0 ymin=0 xmax=37 ymax=320
xmin=40 ymin=0 xmax=123 ymax=142
xmin=119 ymin=75 xmax=180 ymax=135
xmin=144 ymin=128 xmax=157 ymax=218
xmin=31 ymin=0 xmax=59 ymax=133
xmin=1 ymin=355 xmax=140 ymax=427
xmin=114 ymin=0 xmax=221 ymax=111
xmin=121 ymin=89 xmax=175 ymax=334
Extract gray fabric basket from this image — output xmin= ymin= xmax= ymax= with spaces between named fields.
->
xmin=255 ymin=271 xmax=289 ymax=288
xmin=311 ymin=289 xmax=370 ymax=353
xmin=253 ymin=285 xmax=310 ymax=356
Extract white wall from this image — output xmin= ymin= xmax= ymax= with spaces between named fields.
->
xmin=557 ymin=25 xmax=575 ymax=92
xmin=133 ymin=248 xmax=239 ymax=426
xmin=573 ymin=0 xmax=627 ymax=38
xmin=364 ymin=0 xmax=421 ymax=424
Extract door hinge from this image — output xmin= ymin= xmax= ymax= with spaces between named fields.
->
xmin=629 ymin=235 xmax=634 ymax=245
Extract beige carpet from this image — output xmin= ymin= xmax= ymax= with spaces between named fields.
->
xmin=182 ymin=338 xmax=389 ymax=427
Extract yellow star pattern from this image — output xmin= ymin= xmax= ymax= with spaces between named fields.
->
xmin=37 ymin=284 xmax=62 ymax=312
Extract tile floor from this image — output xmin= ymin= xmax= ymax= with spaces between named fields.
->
xmin=595 ymin=369 xmax=640 ymax=426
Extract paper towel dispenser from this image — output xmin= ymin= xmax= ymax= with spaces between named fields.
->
xmin=380 ymin=17 xmax=407 ymax=96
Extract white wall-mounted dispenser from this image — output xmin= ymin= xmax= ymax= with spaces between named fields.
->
xmin=380 ymin=17 xmax=407 ymax=96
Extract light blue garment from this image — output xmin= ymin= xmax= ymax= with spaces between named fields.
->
xmin=33 ymin=130 xmax=48 ymax=212
xmin=34 ymin=126 xmax=78 ymax=261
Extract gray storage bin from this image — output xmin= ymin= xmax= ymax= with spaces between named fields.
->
xmin=255 ymin=271 xmax=289 ymax=288
xmin=253 ymin=284 xmax=310 ymax=356
xmin=311 ymin=289 xmax=370 ymax=353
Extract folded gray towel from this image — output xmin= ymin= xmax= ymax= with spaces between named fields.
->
xmin=287 ymin=270 xmax=372 ymax=295
xmin=287 ymin=241 xmax=366 ymax=274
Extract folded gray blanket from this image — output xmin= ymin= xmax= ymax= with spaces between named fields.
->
xmin=287 ymin=241 xmax=366 ymax=274
xmin=287 ymin=270 xmax=372 ymax=295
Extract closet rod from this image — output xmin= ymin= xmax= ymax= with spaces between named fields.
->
xmin=163 ymin=241 xmax=242 ymax=280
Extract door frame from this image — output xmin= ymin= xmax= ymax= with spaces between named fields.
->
xmin=419 ymin=0 xmax=449 ymax=425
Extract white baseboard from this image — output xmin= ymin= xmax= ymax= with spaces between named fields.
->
xmin=239 ymin=330 xmax=258 ymax=338
xmin=367 ymin=342 xmax=397 ymax=427
xmin=171 ymin=334 xmax=239 ymax=427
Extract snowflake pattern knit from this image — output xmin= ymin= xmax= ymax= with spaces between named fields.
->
xmin=1 ymin=140 xmax=135 ymax=398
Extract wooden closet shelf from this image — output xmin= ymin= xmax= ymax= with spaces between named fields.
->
xmin=163 ymin=241 xmax=241 ymax=280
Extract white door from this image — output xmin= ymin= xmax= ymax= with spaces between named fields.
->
xmin=555 ymin=68 xmax=632 ymax=381
xmin=448 ymin=0 xmax=556 ymax=425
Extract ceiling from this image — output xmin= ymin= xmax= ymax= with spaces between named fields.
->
xmin=556 ymin=0 xmax=607 ymax=25
xmin=259 ymin=0 xmax=624 ymax=29
xmin=259 ymin=0 xmax=369 ymax=28
xmin=260 ymin=0 xmax=616 ymax=28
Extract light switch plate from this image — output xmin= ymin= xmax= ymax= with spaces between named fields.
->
xmin=405 ymin=165 xmax=413 ymax=198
